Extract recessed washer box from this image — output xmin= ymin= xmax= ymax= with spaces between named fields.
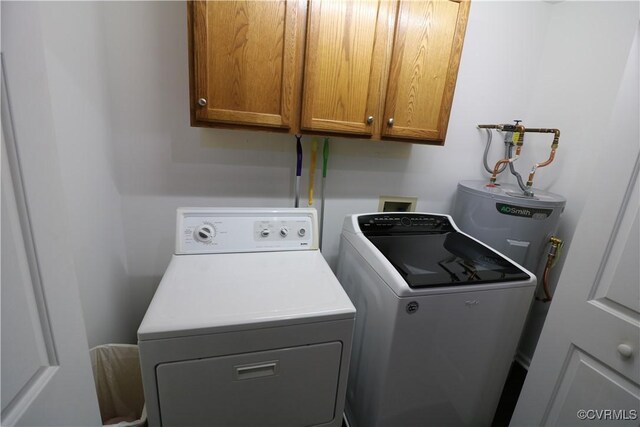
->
xmin=378 ymin=195 xmax=417 ymax=212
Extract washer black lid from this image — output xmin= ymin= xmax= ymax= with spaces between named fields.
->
xmin=359 ymin=214 xmax=530 ymax=288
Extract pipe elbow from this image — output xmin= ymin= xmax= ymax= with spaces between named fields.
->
xmin=552 ymin=129 xmax=560 ymax=148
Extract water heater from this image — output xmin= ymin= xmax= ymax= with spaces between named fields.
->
xmin=452 ymin=180 xmax=566 ymax=365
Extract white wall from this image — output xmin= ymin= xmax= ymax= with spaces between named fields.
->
xmin=4 ymin=1 xmax=638 ymax=348
xmin=2 ymin=2 xmax=131 ymax=348
xmin=100 ymin=0 xmax=554 ymax=324
xmin=39 ymin=2 xmax=133 ymax=348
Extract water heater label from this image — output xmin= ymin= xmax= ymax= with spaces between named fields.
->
xmin=496 ymin=203 xmax=552 ymax=219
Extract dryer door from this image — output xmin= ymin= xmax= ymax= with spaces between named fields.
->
xmin=156 ymin=341 xmax=342 ymax=426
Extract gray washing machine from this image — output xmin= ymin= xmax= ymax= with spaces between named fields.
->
xmin=337 ymin=212 xmax=536 ymax=427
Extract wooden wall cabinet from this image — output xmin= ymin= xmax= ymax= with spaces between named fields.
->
xmin=188 ymin=0 xmax=306 ymax=130
xmin=188 ymin=0 xmax=470 ymax=145
xmin=300 ymin=0 xmax=393 ymax=136
xmin=382 ymin=0 xmax=470 ymax=142
xmin=301 ymin=0 xmax=470 ymax=143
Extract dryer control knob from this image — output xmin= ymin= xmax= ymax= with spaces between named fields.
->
xmin=194 ymin=225 xmax=215 ymax=243
xmin=280 ymin=227 xmax=289 ymax=237
xmin=298 ymin=228 xmax=306 ymax=237
xmin=260 ymin=228 xmax=270 ymax=237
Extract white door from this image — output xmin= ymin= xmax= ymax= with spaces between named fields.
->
xmin=1 ymin=22 xmax=101 ymax=427
xmin=511 ymin=28 xmax=640 ymax=426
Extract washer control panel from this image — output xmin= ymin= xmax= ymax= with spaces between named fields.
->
xmin=176 ymin=208 xmax=317 ymax=254
xmin=358 ymin=213 xmax=454 ymax=235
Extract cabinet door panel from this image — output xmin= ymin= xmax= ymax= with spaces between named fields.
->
xmin=191 ymin=0 xmax=303 ymax=128
xmin=383 ymin=0 xmax=469 ymax=143
xmin=301 ymin=0 xmax=391 ymax=135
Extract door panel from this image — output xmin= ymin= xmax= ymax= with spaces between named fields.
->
xmin=382 ymin=0 xmax=469 ymax=142
xmin=1 ymin=4 xmax=101 ymax=424
xmin=593 ymin=211 xmax=639 ymax=314
xmin=545 ymin=348 xmax=639 ymax=426
xmin=191 ymin=0 xmax=304 ymax=128
xmin=301 ymin=0 xmax=392 ymax=135
xmin=1 ymin=142 xmax=55 ymax=415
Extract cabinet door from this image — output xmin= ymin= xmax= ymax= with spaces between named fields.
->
xmin=382 ymin=0 xmax=470 ymax=143
xmin=301 ymin=0 xmax=393 ymax=136
xmin=189 ymin=1 xmax=304 ymax=129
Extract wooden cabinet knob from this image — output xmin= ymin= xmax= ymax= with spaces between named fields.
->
xmin=367 ymin=116 xmax=374 ymax=124
xmin=197 ymin=98 xmax=208 ymax=107
xmin=387 ymin=118 xmax=394 ymax=127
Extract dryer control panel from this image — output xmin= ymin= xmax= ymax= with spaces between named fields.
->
xmin=176 ymin=208 xmax=318 ymax=254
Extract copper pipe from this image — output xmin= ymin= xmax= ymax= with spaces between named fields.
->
xmin=523 ymin=128 xmax=560 ymax=189
xmin=536 ymin=257 xmax=553 ymax=303
xmin=536 ymin=236 xmax=563 ymax=303
xmin=478 ymin=123 xmax=527 ymax=135
xmin=526 ymin=148 xmax=557 ymax=187
xmin=524 ymin=128 xmax=560 ymax=148
xmin=489 ymin=145 xmax=521 ymax=184
xmin=478 ymin=123 xmax=560 ymax=191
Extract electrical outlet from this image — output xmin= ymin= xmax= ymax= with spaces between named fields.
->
xmin=378 ymin=196 xmax=417 ymax=213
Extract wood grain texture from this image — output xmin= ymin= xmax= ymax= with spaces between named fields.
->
xmin=188 ymin=0 xmax=469 ymax=144
xmin=371 ymin=0 xmax=400 ymax=141
xmin=208 ymin=1 xmax=284 ymax=113
xmin=188 ymin=1 xmax=196 ymax=126
xmin=382 ymin=0 xmax=470 ymax=143
xmin=301 ymin=0 xmax=391 ymax=135
xmin=437 ymin=0 xmax=469 ymax=142
xmin=190 ymin=0 xmax=304 ymax=128
xmin=289 ymin=0 xmax=307 ymax=134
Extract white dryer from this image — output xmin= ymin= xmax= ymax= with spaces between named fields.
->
xmin=337 ymin=213 xmax=536 ymax=427
xmin=138 ymin=208 xmax=355 ymax=427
